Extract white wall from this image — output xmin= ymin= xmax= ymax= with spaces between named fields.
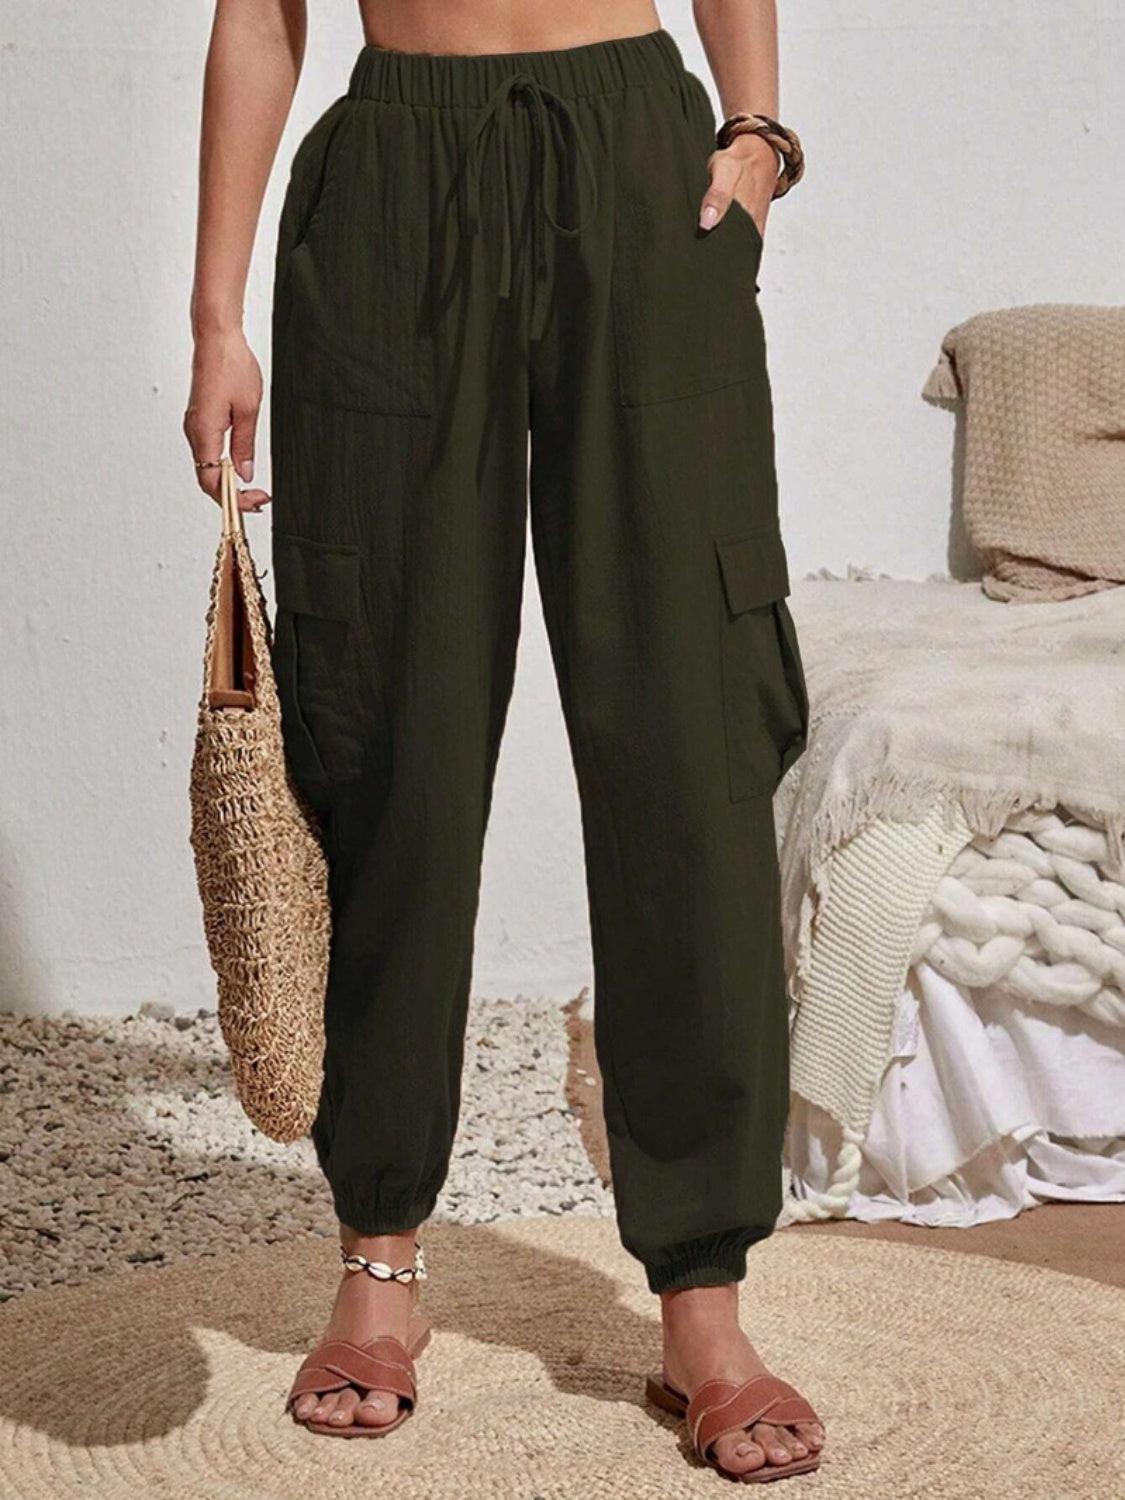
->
xmin=2 ymin=2 xmax=1122 ymax=1014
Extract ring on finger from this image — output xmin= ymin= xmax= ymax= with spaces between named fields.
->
xmin=194 ymin=458 xmax=224 ymax=470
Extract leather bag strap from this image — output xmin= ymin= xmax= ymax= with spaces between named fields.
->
xmin=219 ymin=456 xmax=245 ymax=540
xmin=204 ymin=457 xmax=257 ymax=710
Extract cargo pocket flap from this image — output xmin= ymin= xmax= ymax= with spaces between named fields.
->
xmin=715 ymin=530 xmax=790 ymax=616
xmin=273 ymin=533 xmax=360 ymax=621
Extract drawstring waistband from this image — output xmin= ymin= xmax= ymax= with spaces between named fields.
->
xmin=346 ymin=29 xmax=688 ymax=338
xmin=348 ymin=29 xmax=686 ymax=108
xmin=462 ymin=74 xmax=598 ymax=339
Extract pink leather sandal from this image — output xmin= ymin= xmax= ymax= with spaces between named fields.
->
xmin=288 ymin=1244 xmax=431 ymax=1439
xmin=646 ymin=1370 xmax=823 ymax=1483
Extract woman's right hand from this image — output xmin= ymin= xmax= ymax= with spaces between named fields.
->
xmin=183 ymin=326 xmax=272 ymax=510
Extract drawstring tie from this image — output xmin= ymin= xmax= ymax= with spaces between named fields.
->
xmin=462 ymin=73 xmax=598 ymax=340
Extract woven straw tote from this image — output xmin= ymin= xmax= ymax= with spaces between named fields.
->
xmin=189 ymin=458 xmax=329 ymax=1142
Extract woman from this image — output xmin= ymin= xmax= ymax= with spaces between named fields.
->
xmin=185 ymin=0 xmax=820 ymax=1481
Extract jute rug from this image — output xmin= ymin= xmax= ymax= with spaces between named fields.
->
xmin=2 ymin=1217 xmax=1122 ymax=1499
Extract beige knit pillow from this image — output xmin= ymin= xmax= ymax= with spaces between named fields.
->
xmin=924 ymin=304 xmax=1125 ymax=601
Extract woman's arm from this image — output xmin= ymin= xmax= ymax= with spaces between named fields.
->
xmin=184 ymin=0 xmax=306 ymax=506
xmin=692 ymin=0 xmax=781 ymax=236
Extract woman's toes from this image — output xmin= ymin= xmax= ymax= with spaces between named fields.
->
xmin=292 ymin=1394 xmax=319 ymax=1422
xmin=356 ymin=1390 xmax=401 ymax=1428
xmin=751 ymin=1422 xmax=795 ymax=1466
xmin=328 ymin=1389 xmax=360 ymax=1427
xmin=795 ymin=1420 xmax=824 ymax=1451
xmin=783 ymin=1428 xmax=809 ymax=1458
xmin=312 ymin=1392 xmax=339 ymax=1424
xmin=711 ymin=1433 xmax=767 ymax=1477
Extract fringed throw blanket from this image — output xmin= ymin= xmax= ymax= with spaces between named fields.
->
xmin=777 ymin=577 xmax=1125 ymax=1011
xmin=923 ymin=304 xmax=1125 ymax=602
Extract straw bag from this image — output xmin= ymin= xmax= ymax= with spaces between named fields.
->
xmin=189 ymin=458 xmax=329 ymax=1142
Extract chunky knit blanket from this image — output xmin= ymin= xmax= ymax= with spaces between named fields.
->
xmin=919 ymin=809 xmax=1125 ymax=1028
xmin=923 ymin=304 xmax=1125 ymax=602
xmin=777 ymin=576 xmax=1125 ymax=1013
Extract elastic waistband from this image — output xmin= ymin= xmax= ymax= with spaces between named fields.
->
xmin=347 ymin=28 xmax=686 ymax=107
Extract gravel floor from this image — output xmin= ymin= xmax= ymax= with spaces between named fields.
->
xmin=0 ymin=998 xmax=612 ymax=1300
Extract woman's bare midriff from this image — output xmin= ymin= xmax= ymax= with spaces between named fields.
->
xmin=359 ymin=0 xmax=663 ymax=56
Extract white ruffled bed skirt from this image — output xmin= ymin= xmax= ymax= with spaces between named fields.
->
xmin=787 ymin=963 xmax=1125 ymax=1227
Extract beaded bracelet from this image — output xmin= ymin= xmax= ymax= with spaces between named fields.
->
xmin=715 ymin=114 xmax=805 ymax=200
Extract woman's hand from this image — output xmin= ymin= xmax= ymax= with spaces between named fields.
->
xmin=698 ymin=131 xmax=778 ymax=238
xmin=183 ymin=327 xmax=271 ymax=509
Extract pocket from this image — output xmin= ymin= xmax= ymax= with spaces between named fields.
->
xmin=274 ymin=103 xmax=433 ymax=418
xmin=725 ymin=195 xmax=765 ymax=259
xmin=271 ymin=533 xmax=363 ymax=810
xmin=716 ymin=528 xmax=808 ymax=801
xmin=611 ymin=75 xmax=765 ymax=407
xmin=276 ymin=98 xmax=358 ymax=267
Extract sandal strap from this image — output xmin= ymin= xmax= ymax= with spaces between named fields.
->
xmin=287 ymin=1336 xmax=417 ymax=1410
xmin=688 ymin=1375 xmax=820 ymax=1459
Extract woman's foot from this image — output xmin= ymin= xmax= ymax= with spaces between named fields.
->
xmin=660 ymin=1283 xmax=825 ymax=1480
xmin=291 ymin=1229 xmax=421 ymax=1432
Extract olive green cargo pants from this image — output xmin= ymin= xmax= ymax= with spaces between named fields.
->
xmin=270 ymin=30 xmax=808 ymax=1293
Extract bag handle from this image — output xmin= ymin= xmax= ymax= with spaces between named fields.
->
xmin=218 ymin=456 xmax=246 ymax=540
xmin=205 ymin=456 xmax=257 ymax=711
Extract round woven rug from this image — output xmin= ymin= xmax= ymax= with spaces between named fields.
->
xmin=2 ymin=1216 xmax=1122 ymax=1499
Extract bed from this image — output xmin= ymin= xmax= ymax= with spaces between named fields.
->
xmin=776 ymin=576 xmax=1125 ymax=1226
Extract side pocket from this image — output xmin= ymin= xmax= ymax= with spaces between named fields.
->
xmin=271 ymin=533 xmax=363 ymax=813
xmin=678 ymin=74 xmax=765 ymax=265
xmin=275 ymin=99 xmax=359 ymax=286
xmin=610 ymin=77 xmax=764 ymax=408
xmin=277 ymin=103 xmax=434 ymax=418
xmin=716 ymin=529 xmax=809 ymax=801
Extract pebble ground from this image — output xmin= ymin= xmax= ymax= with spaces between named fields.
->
xmin=0 ymin=998 xmax=612 ymax=1299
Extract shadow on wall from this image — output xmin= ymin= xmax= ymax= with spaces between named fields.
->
xmin=0 ymin=829 xmax=49 ymax=1015
xmin=924 ymin=394 xmax=983 ymax=582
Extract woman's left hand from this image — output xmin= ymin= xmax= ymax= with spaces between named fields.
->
xmin=698 ymin=131 xmax=778 ymax=237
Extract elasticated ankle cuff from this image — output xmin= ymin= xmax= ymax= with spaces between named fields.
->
xmin=327 ymin=1184 xmax=441 ymax=1238
xmin=644 ymin=1226 xmax=773 ymax=1294
xmin=312 ymin=1116 xmax=443 ymax=1236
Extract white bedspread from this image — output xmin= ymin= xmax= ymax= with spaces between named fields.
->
xmin=789 ymin=964 xmax=1125 ymax=1227
xmin=777 ymin=576 xmax=1125 ymax=1225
